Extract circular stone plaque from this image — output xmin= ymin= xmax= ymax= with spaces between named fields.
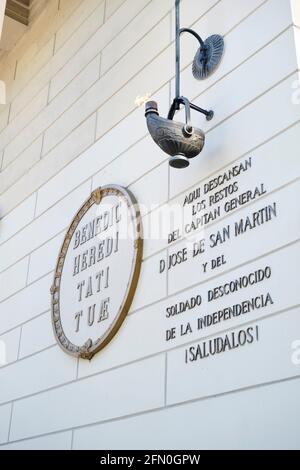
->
xmin=50 ymin=186 xmax=143 ymax=360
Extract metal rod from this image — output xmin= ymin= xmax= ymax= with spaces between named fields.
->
xmin=175 ymin=0 xmax=181 ymax=104
xmin=175 ymin=1 xmax=205 ymax=106
xmin=171 ymin=0 xmax=213 ymax=122
xmin=190 ymin=101 xmax=214 ymax=121
xmin=189 ymin=102 xmax=211 ymax=117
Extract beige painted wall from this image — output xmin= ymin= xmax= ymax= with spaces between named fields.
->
xmin=0 ymin=0 xmax=6 ymax=104
xmin=0 ymin=0 xmax=300 ymax=450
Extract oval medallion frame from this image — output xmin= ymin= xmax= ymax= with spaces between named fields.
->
xmin=50 ymin=185 xmax=143 ymax=360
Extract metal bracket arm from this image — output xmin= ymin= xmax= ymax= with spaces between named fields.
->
xmin=168 ymin=97 xmax=214 ymax=123
xmin=179 ymin=28 xmax=205 ymax=48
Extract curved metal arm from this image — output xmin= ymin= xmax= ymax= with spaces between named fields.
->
xmin=179 ymin=97 xmax=192 ymax=128
xmin=180 ymin=28 xmax=205 ymax=48
xmin=175 ymin=1 xmax=205 ymax=101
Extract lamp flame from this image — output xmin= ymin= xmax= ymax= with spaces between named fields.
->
xmin=135 ymin=93 xmax=151 ymax=107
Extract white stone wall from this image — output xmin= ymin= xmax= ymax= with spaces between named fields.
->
xmin=0 ymin=0 xmax=300 ymax=450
